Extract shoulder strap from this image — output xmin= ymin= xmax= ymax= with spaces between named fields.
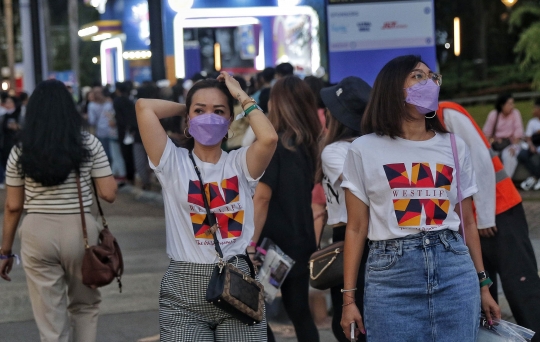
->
xmin=188 ymin=151 xmax=224 ymax=259
xmin=76 ymin=175 xmax=89 ymax=249
xmin=491 ymin=111 xmax=501 ymax=139
xmin=450 ymin=133 xmax=466 ymax=244
xmin=91 ymin=179 xmax=108 ymax=229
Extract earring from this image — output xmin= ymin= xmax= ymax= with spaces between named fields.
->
xmin=184 ymin=127 xmax=192 ymax=139
xmin=425 ymin=112 xmax=437 ymax=119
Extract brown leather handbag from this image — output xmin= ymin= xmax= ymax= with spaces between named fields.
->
xmin=76 ymin=176 xmax=123 ymax=292
xmin=188 ymin=152 xmax=264 ymax=326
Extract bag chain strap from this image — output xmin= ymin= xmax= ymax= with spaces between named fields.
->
xmin=450 ymin=133 xmax=465 ymax=244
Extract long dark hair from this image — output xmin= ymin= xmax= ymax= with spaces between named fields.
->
xmin=18 ymin=79 xmax=90 ymax=186
xmin=268 ymin=76 xmax=321 ymax=164
xmin=362 ymin=55 xmax=447 ymax=138
xmin=180 ymin=79 xmax=234 ymax=150
xmin=315 ymin=113 xmax=360 ymax=183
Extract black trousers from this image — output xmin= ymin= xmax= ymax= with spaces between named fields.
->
xmin=480 ymin=203 xmax=540 ymax=341
xmin=329 ymin=225 xmax=368 ymax=342
xmin=267 ymin=268 xmax=319 ymax=342
xmin=120 ymin=142 xmax=135 ymax=182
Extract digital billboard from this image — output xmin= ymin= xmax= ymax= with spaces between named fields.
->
xmin=326 ymin=0 xmax=437 ymax=85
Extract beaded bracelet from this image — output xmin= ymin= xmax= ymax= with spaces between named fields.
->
xmin=341 ymin=288 xmax=357 ymax=293
xmin=480 ymin=277 xmax=493 ymax=288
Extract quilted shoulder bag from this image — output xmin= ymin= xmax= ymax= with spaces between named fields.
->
xmin=76 ymin=176 xmax=123 ymax=292
xmin=188 ymin=151 xmax=264 ymax=326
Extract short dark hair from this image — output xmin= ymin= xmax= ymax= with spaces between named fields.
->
xmin=115 ymin=82 xmax=129 ymax=95
xmin=495 ymin=93 xmax=513 ymax=113
xmin=275 ymin=63 xmax=294 ymax=77
xmin=362 ymin=55 xmax=447 ymax=138
xmin=262 ymin=67 xmax=275 ymax=83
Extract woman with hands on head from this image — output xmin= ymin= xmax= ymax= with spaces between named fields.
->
xmin=135 ymin=71 xmax=277 ymax=341
xmin=340 ymin=55 xmax=500 ymax=341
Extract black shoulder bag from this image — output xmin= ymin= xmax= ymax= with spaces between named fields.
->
xmin=188 ymin=151 xmax=264 ymax=326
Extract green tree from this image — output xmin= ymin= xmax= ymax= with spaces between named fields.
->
xmin=510 ymin=2 xmax=540 ymax=89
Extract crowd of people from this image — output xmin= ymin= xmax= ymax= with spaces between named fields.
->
xmin=1 ymin=58 xmax=540 ymax=342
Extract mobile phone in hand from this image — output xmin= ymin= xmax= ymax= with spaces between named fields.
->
xmin=350 ymin=322 xmax=356 ymax=341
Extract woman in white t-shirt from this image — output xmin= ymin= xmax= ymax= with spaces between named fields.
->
xmin=317 ymin=76 xmax=371 ymax=342
xmin=136 ymin=73 xmax=277 ymax=341
xmin=340 ymin=55 xmax=500 ymax=341
xmin=518 ymin=98 xmax=540 ymax=190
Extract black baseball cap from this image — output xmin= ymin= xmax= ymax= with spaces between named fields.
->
xmin=320 ymin=76 xmax=372 ymax=131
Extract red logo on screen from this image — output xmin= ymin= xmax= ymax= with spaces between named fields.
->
xmin=382 ymin=21 xmax=408 ymax=30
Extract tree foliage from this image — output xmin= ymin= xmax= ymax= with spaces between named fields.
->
xmin=510 ymin=2 xmax=540 ymax=89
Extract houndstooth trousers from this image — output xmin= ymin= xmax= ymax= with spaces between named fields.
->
xmin=159 ymin=259 xmax=267 ymax=341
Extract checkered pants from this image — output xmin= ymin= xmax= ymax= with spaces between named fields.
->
xmin=159 ymin=259 xmax=267 ymax=341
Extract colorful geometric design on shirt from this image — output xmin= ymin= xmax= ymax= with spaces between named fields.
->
xmin=411 ymin=163 xmax=435 ymax=188
xmin=221 ymin=176 xmax=240 ymax=203
xmin=215 ymin=211 xmax=244 ymax=238
xmin=383 ymin=164 xmax=411 ymax=188
xmin=435 ymin=164 xmax=453 ymax=190
xmin=190 ymin=213 xmax=213 ymax=239
xmin=384 ymin=162 xmax=454 ymax=227
xmin=188 ymin=176 xmax=244 ymax=240
xmin=187 ymin=180 xmax=205 ymax=207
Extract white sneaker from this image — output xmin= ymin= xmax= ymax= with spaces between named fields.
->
xmin=534 ymin=178 xmax=540 ymax=191
xmin=521 ymin=176 xmax=536 ymax=191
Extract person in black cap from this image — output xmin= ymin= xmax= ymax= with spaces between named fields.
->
xmin=316 ymin=76 xmax=371 ymax=342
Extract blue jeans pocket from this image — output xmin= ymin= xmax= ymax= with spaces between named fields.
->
xmin=442 ymin=231 xmax=469 ymax=255
xmin=368 ymin=250 xmax=398 ymax=271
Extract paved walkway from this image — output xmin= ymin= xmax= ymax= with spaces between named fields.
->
xmin=0 ymin=187 xmax=539 ymax=342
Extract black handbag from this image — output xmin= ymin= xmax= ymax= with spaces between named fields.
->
xmin=188 ymin=151 xmax=264 ymax=326
xmin=309 ymin=240 xmax=344 ymax=290
xmin=531 ymin=132 xmax=540 ymax=147
xmin=490 ymin=112 xmax=512 ymax=152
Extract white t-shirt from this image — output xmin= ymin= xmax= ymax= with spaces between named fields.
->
xmin=321 ymin=141 xmax=350 ymax=225
xmin=342 ymin=132 xmax=478 ymax=241
xmin=150 ymin=138 xmax=260 ymax=263
xmin=525 ymin=117 xmax=540 ymax=137
xmin=443 ymin=108 xmax=496 ymax=228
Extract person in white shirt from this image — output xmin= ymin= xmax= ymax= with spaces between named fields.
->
xmin=317 ymin=76 xmax=371 ymax=342
xmin=340 ymin=55 xmax=499 ymax=341
xmin=135 ymin=72 xmax=277 ymax=341
xmin=518 ymin=98 xmax=540 ymax=190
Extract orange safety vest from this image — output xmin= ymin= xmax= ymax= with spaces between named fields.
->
xmin=436 ymin=101 xmax=522 ymax=215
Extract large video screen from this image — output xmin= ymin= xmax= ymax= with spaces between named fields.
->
xmin=326 ymin=0 xmax=437 ymax=85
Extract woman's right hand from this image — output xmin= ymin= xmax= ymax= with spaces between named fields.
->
xmin=217 ymin=72 xmax=247 ymax=103
xmin=341 ymin=303 xmax=365 ymax=340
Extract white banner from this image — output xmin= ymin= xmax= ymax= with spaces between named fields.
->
xmin=328 ymin=1 xmax=434 ymax=52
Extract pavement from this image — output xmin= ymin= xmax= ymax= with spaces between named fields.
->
xmin=0 ymin=185 xmax=539 ymax=342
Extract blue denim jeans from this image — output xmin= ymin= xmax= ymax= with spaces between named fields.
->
xmin=364 ymin=229 xmax=480 ymax=342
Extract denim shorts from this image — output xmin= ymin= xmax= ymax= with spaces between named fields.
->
xmin=364 ymin=229 xmax=480 ymax=342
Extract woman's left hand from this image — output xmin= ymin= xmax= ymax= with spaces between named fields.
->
xmin=217 ymin=72 xmax=247 ymax=102
xmin=481 ymin=287 xmax=501 ymax=324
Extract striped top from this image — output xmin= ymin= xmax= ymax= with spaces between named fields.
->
xmin=5 ymin=132 xmax=112 ymax=214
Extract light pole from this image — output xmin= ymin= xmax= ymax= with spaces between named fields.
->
xmin=3 ymin=0 xmax=16 ymax=90
xmin=454 ymin=17 xmax=461 ymax=89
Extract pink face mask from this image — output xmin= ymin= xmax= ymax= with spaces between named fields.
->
xmin=405 ymin=79 xmax=440 ymax=114
xmin=188 ymin=113 xmax=230 ymax=146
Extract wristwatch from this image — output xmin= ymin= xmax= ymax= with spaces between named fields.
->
xmin=477 ymin=271 xmax=488 ymax=281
